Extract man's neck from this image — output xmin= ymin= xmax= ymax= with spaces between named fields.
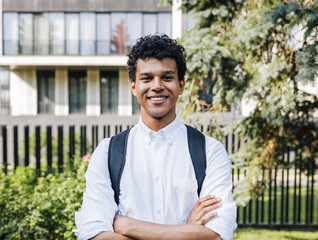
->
xmin=141 ymin=114 xmax=176 ymax=132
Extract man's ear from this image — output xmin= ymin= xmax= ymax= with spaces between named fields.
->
xmin=179 ymin=79 xmax=185 ymax=95
xmin=130 ymin=80 xmax=137 ymax=96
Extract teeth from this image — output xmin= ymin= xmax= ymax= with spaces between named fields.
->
xmin=150 ymin=97 xmax=166 ymax=101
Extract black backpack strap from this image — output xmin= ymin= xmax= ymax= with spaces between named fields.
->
xmin=108 ymin=129 xmax=131 ymax=205
xmin=186 ymin=125 xmax=207 ymax=196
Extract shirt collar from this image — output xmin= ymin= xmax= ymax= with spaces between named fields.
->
xmin=138 ymin=116 xmax=183 ymax=145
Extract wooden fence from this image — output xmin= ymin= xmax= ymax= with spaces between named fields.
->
xmin=0 ymin=124 xmax=317 ymax=228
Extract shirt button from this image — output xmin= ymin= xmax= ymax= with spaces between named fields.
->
xmin=156 ymin=209 xmax=161 ymax=214
xmin=155 ymin=176 xmax=159 ymax=181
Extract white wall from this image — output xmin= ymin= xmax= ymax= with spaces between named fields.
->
xmin=10 ymin=69 xmax=37 ymax=115
xmin=118 ymin=69 xmax=132 ymax=116
xmin=0 ymin=0 xmax=3 ymax=56
xmin=87 ymin=69 xmax=100 ymax=116
xmin=55 ymin=69 xmax=68 ymax=115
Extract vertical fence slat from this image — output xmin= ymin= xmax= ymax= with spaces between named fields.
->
xmin=310 ymin=159 xmax=314 ymax=223
xmin=47 ymin=126 xmax=52 ymax=167
xmin=92 ymin=125 xmax=96 ymax=152
xmin=273 ymin=167 xmax=277 ymax=223
xmin=2 ymin=126 xmax=8 ymax=174
xmin=256 ymin=195 xmax=259 ymax=224
xmin=268 ymin=168 xmax=272 ymax=224
xmin=80 ymin=125 xmax=87 ymax=156
xmin=298 ymin=155 xmax=302 ymax=223
xmin=95 ymin=125 xmax=98 ymax=149
xmin=58 ymin=125 xmax=63 ymax=173
xmin=293 ymin=149 xmax=297 ymax=224
xmin=13 ymin=125 xmax=18 ymax=168
xmin=24 ymin=126 xmax=29 ymax=166
xmin=69 ymin=125 xmax=75 ymax=165
xmin=281 ymin=163 xmax=285 ymax=224
xmin=261 ymin=168 xmax=265 ymax=223
xmin=306 ymin=157 xmax=310 ymax=224
xmin=286 ymin=147 xmax=290 ymax=223
xmin=35 ymin=126 xmax=41 ymax=170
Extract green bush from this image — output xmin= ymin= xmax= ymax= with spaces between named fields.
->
xmin=0 ymin=157 xmax=88 ymax=240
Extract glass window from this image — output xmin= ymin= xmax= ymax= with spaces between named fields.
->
xmin=19 ymin=14 xmax=33 ymax=55
xmin=69 ymin=71 xmax=87 ymax=113
xmin=34 ymin=13 xmax=50 ymax=55
xmin=66 ymin=13 xmax=79 ymax=55
xmin=96 ymin=13 xmax=110 ymax=55
xmin=143 ymin=14 xmax=157 ymax=36
xmin=3 ymin=13 xmax=19 ymax=55
xmin=111 ymin=13 xmax=126 ymax=54
xmin=80 ymin=13 xmax=96 ymax=55
xmin=50 ymin=13 xmax=65 ymax=55
xmin=0 ymin=68 xmax=10 ymax=115
xmin=158 ymin=13 xmax=172 ymax=36
xmin=126 ymin=13 xmax=142 ymax=52
xmin=100 ymin=72 xmax=118 ymax=113
xmin=37 ymin=71 xmax=55 ymax=114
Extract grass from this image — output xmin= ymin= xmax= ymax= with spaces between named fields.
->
xmin=234 ymin=228 xmax=318 ymax=240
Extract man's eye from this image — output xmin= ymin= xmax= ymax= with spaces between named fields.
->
xmin=163 ymin=76 xmax=173 ymax=80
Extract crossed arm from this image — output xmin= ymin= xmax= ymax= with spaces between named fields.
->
xmin=90 ymin=195 xmax=222 ymax=240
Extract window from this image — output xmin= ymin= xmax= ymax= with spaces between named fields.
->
xmin=126 ymin=13 xmax=142 ymax=52
xmin=158 ymin=13 xmax=172 ymax=36
xmin=96 ymin=13 xmax=111 ymax=55
xmin=3 ymin=13 xmax=19 ymax=55
xmin=0 ymin=68 xmax=10 ymax=115
xmin=34 ymin=13 xmax=50 ymax=54
xmin=19 ymin=14 xmax=33 ymax=54
xmin=100 ymin=72 xmax=118 ymax=113
xmin=50 ymin=13 xmax=65 ymax=55
xmin=3 ymin=12 xmax=172 ymax=55
xmin=37 ymin=71 xmax=55 ymax=114
xmin=111 ymin=13 xmax=126 ymax=54
xmin=80 ymin=13 xmax=96 ymax=55
xmin=143 ymin=14 xmax=157 ymax=36
xmin=69 ymin=71 xmax=87 ymax=113
xmin=66 ymin=13 xmax=79 ymax=55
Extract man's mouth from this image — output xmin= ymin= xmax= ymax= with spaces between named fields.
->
xmin=148 ymin=96 xmax=168 ymax=101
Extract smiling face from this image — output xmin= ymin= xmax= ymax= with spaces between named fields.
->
xmin=131 ymin=57 xmax=185 ymax=130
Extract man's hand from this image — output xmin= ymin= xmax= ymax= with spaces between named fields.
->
xmin=187 ymin=194 xmax=222 ymax=225
xmin=114 ymin=215 xmax=135 ymax=236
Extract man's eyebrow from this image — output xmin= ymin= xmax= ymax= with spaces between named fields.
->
xmin=162 ymin=70 xmax=175 ymax=75
xmin=138 ymin=70 xmax=175 ymax=76
xmin=139 ymin=72 xmax=151 ymax=76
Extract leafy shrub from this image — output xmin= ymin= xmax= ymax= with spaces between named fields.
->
xmin=0 ymin=157 xmax=88 ymax=240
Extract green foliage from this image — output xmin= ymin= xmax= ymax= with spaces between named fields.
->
xmin=0 ymin=157 xmax=88 ymax=239
xmin=174 ymin=0 xmax=318 ymax=205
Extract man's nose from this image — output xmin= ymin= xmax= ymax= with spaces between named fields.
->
xmin=151 ymin=77 xmax=164 ymax=91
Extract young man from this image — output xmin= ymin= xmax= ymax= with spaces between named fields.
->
xmin=75 ymin=35 xmax=237 ymax=240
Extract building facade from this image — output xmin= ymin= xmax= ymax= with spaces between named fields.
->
xmin=0 ymin=0 xmax=186 ymax=120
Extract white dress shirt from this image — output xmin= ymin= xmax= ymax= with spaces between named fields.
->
xmin=75 ymin=116 xmax=237 ymax=240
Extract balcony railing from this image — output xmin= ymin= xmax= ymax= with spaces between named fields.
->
xmin=2 ymin=40 xmax=132 ymax=55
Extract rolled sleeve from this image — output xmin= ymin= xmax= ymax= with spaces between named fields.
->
xmin=74 ymin=138 xmax=118 ymax=240
xmin=201 ymin=138 xmax=237 ymax=240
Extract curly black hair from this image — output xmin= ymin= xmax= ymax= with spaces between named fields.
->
xmin=127 ymin=34 xmax=187 ymax=82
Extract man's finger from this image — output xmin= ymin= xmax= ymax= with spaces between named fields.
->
xmin=194 ymin=197 xmax=222 ymax=215
xmin=195 ymin=202 xmax=222 ymax=221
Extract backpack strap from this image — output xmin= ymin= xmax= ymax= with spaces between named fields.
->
xmin=185 ymin=125 xmax=207 ymax=196
xmin=108 ymin=128 xmax=131 ymax=205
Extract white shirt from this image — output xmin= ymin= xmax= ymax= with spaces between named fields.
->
xmin=75 ymin=116 xmax=237 ymax=240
